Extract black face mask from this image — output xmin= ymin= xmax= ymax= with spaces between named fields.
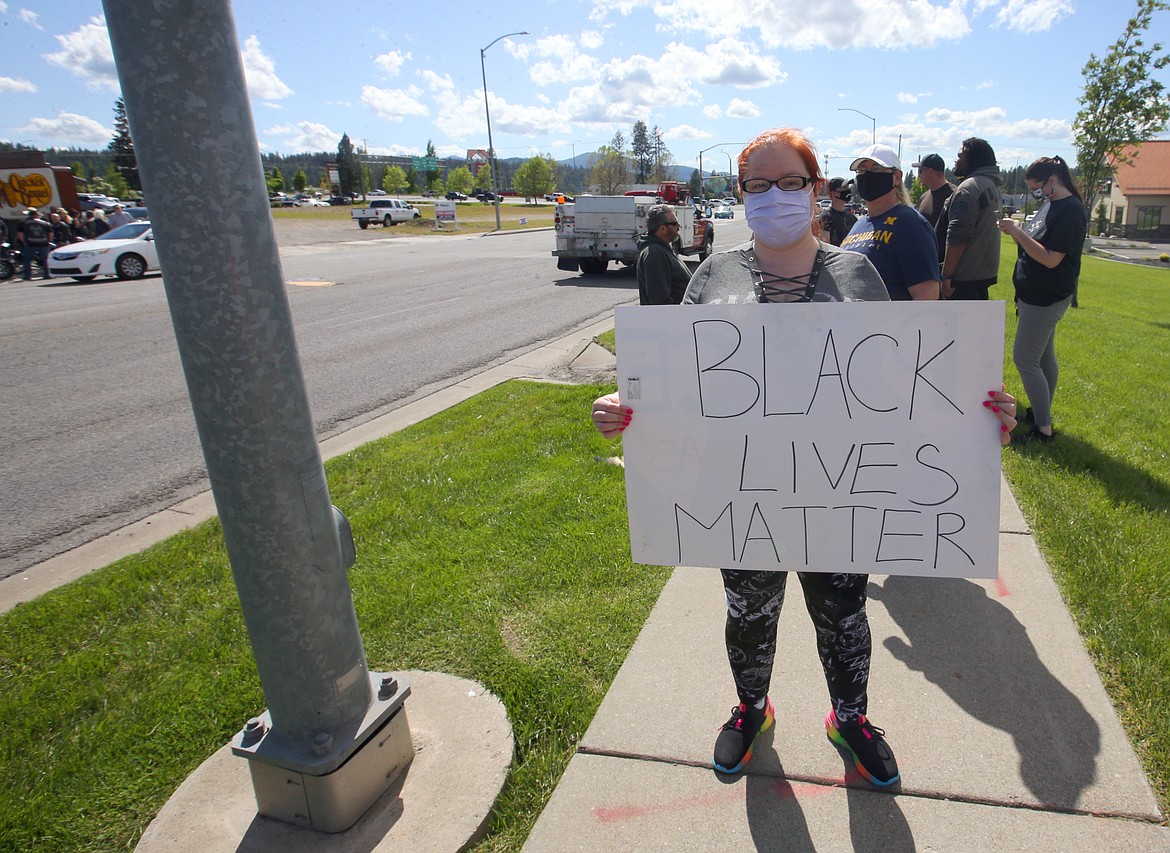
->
xmin=834 ymin=190 xmax=851 ymax=202
xmin=855 ymin=171 xmax=895 ymax=201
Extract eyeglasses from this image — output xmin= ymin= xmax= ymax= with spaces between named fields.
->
xmin=741 ymin=176 xmax=813 ymax=194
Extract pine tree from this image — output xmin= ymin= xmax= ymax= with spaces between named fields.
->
xmin=108 ymin=98 xmax=141 ymax=192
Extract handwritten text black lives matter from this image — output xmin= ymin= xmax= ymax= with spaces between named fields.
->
xmin=621 ymin=312 xmax=1000 ymax=578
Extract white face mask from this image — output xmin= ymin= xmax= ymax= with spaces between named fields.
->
xmin=743 ymin=185 xmax=813 ymax=249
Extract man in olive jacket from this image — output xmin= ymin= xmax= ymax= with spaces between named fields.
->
xmin=941 ymin=138 xmax=1002 ymax=300
xmin=637 ymin=204 xmax=692 ymax=305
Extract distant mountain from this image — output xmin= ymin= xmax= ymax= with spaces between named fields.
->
xmin=551 ymin=152 xmax=699 ymax=182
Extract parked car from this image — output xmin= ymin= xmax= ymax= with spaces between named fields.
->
xmin=124 ymin=206 xmax=150 ymax=220
xmin=296 ymin=198 xmax=330 ymax=207
xmin=712 ymin=201 xmax=735 ymax=219
xmin=368 ymin=189 xmax=387 ymax=196
xmin=47 ymin=221 xmax=159 ymax=282
xmin=445 ymin=191 xmax=468 ymax=201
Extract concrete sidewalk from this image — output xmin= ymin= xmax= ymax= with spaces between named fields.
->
xmin=524 ymin=484 xmax=1170 ymax=850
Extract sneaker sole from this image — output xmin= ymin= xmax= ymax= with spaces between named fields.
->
xmin=713 ymin=700 xmax=775 ymax=774
xmin=825 ymin=719 xmax=900 ymax=787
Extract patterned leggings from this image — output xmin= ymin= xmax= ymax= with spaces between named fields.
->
xmin=722 ymin=569 xmax=871 ymax=722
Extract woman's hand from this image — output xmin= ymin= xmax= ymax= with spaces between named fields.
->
xmin=592 ymin=392 xmax=632 ymax=439
xmin=996 ymin=218 xmax=1020 ymax=238
xmin=983 ymin=388 xmax=1018 ymax=445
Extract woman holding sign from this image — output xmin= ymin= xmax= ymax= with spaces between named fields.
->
xmin=592 ymin=127 xmax=1018 ymax=786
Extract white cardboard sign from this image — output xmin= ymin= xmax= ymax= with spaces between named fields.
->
xmin=615 ymin=301 xmax=1006 ymax=579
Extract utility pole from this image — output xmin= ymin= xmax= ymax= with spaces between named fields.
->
xmin=102 ymin=0 xmax=411 ymax=833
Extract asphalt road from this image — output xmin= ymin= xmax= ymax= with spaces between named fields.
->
xmin=0 ymin=217 xmax=749 ymax=580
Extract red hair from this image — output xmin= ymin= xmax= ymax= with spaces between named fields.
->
xmin=737 ymin=128 xmax=825 ymax=193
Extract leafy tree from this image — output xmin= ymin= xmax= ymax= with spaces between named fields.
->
xmin=1073 ymin=0 xmax=1170 ymax=211
xmin=424 ymin=140 xmax=441 ymax=190
xmin=589 ymin=145 xmax=631 ymax=194
xmin=473 ymin=163 xmax=493 ymax=192
xmin=70 ymin=161 xmax=86 ymax=179
xmin=361 ymin=163 xmax=372 ymax=197
xmin=909 ymin=177 xmax=926 ymax=205
xmin=446 ymin=165 xmax=474 ymax=194
xmin=631 ymin=120 xmax=652 ymax=183
xmin=513 ymin=156 xmax=556 ymax=201
xmin=383 ymin=165 xmax=407 ymax=195
xmin=267 ymin=167 xmax=285 ymax=193
xmin=336 ymin=133 xmax=363 ymax=196
xmin=103 ymin=162 xmax=130 ymax=199
xmin=108 ymin=98 xmax=141 ymax=192
xmin=292 ymin=169 xmax=307 ymax=193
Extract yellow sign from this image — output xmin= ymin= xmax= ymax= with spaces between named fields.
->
xmin=1 ymin=170 xmax=55 ymax=211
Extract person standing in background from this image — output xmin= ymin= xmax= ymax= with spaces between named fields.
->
xmin=636 ymin=204 xmax=692 ymax=305
xmin=997 ymin=155 xmax=1086 ymax=443
xmin=841 ymin=144 xmax=940 ymax=301
xmin=820 ymin=177 xmax=856 ymax=246
xmin=913 ymin=153 xmax=955 ymax=229
xmin=940 ymin=138 xmax=1002 ymax=300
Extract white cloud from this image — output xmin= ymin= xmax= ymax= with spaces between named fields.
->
xmin=977 ymin=80 xmax=994 ymax=89
xmin=264 ymin=121 xmax=340 ymax=152
xmin=661 ymin=39 xmax=785 ymax=88
xmin=581 ymin=30 xmax=604 ymax=50
xmin=664 ymin=124 xmax=713 ymax=140
xmin=241 ymin=36 xmax=292 ymax=100
xmin=897 ymin=91 xmax=933 ymax=104
xmin=0 ymin=76 xmax=36 ymax=93
xmin=725 ymin=97 xmax=760 ymax=119
xmin=43 ymin=15 xmax=118 ymax=92
xmin=18 ymin=8 xmax=41 ymax=29
xmin=592 ymin=0 xmax=971 ymax=49
xmin=703 ymin=104 xmax=723 ymax=119
xmin=375 ymin=50 xmax=410 ymax=78
xmin=924 ymin=105 xmax=1069 ymax=139
xmin=21 ymin=112 xmax=110 ymax=146
xmin=361 ymin=84 xmax=430 ymax=121
xmin=991 ymin=0 xmax=1076 ymax=32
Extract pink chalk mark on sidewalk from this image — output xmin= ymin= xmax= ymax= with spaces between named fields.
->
xmin=593 ymin=777 xmax=832 ymax=824
xmin=995 ymin=575 xmax=1011 ymax=598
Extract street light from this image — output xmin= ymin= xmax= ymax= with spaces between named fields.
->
xmin=698 ymin=142 xmax=746 ymax=200
xmin=837 ymin=107 xmax=876 ymax=145
xmin=481 ymin=30 xmax=528 ymax=231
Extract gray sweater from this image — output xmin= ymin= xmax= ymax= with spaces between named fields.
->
xmin=683 ymin=239 xmax=890 ymax=305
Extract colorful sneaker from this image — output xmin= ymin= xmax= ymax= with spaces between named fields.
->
xmin=713 ymin=697 xmax=774 ymax=774
xmin=825 ymin=710 xmax=900 ymax=786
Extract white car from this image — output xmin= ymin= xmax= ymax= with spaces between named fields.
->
xmin=47 ymin=221 xmax=160 ymax=282
xmin=297 ymin=198 xmax=330 ymax=207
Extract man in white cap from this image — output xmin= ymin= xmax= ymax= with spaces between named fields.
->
xmin=840 ymin=143 xmax=939 ymax=301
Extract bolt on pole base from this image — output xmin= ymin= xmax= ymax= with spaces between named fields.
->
xmin=231 ymin=673 xmax=413 ymax=833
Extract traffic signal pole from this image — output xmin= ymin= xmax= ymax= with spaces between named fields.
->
xmin=102 ymin=0 xmax=411 ymax=832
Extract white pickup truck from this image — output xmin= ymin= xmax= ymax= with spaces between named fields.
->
xmin=351 ymin=198 xmax=421 ymax=229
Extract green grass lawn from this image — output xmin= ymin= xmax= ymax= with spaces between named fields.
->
xmin=0 ymin=382 xmax=668 ymax=851
xmin=2 ymin=239 xmax=1168 ymax=850
xmin=271 ymin=201 xmax=555 ymax=234
xmin=997 ymin=237 xmax=1170 ymax=818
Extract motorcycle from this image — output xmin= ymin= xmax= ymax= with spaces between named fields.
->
xmin=0 ymin=241 xmax=17 ymax=282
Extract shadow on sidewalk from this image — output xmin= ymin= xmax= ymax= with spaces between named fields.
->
xmin=872 ymin=576 xmax=1100 ymax=810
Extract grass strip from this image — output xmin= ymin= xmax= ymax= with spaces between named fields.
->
xmin=0 ymin=381 xmax=668 ymax=852
xmin=997 ymin=237 xmax=1170 ymax=816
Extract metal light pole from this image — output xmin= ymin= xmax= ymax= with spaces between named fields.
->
xmin=481 ymin=30 xmax=528 ymax=231
xmin=698 ymin=142 xmax=746 ymax=200
xmin=838 ymin=107 xmax=876 ymax=144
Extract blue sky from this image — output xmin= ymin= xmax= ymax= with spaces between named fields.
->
xmin=1 ymin=1 xmax=1167 ymax=179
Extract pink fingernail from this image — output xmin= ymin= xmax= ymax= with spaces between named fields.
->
xmin=983 ymin=400 xmax=991 ymax=407
xmin=988 ymin=391 xmax=997 ymax=398
xmin=992 ymin=406 xmax=1001 ymax=413
xmin=1002 ymin=425 xmax=1009 ymax=432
